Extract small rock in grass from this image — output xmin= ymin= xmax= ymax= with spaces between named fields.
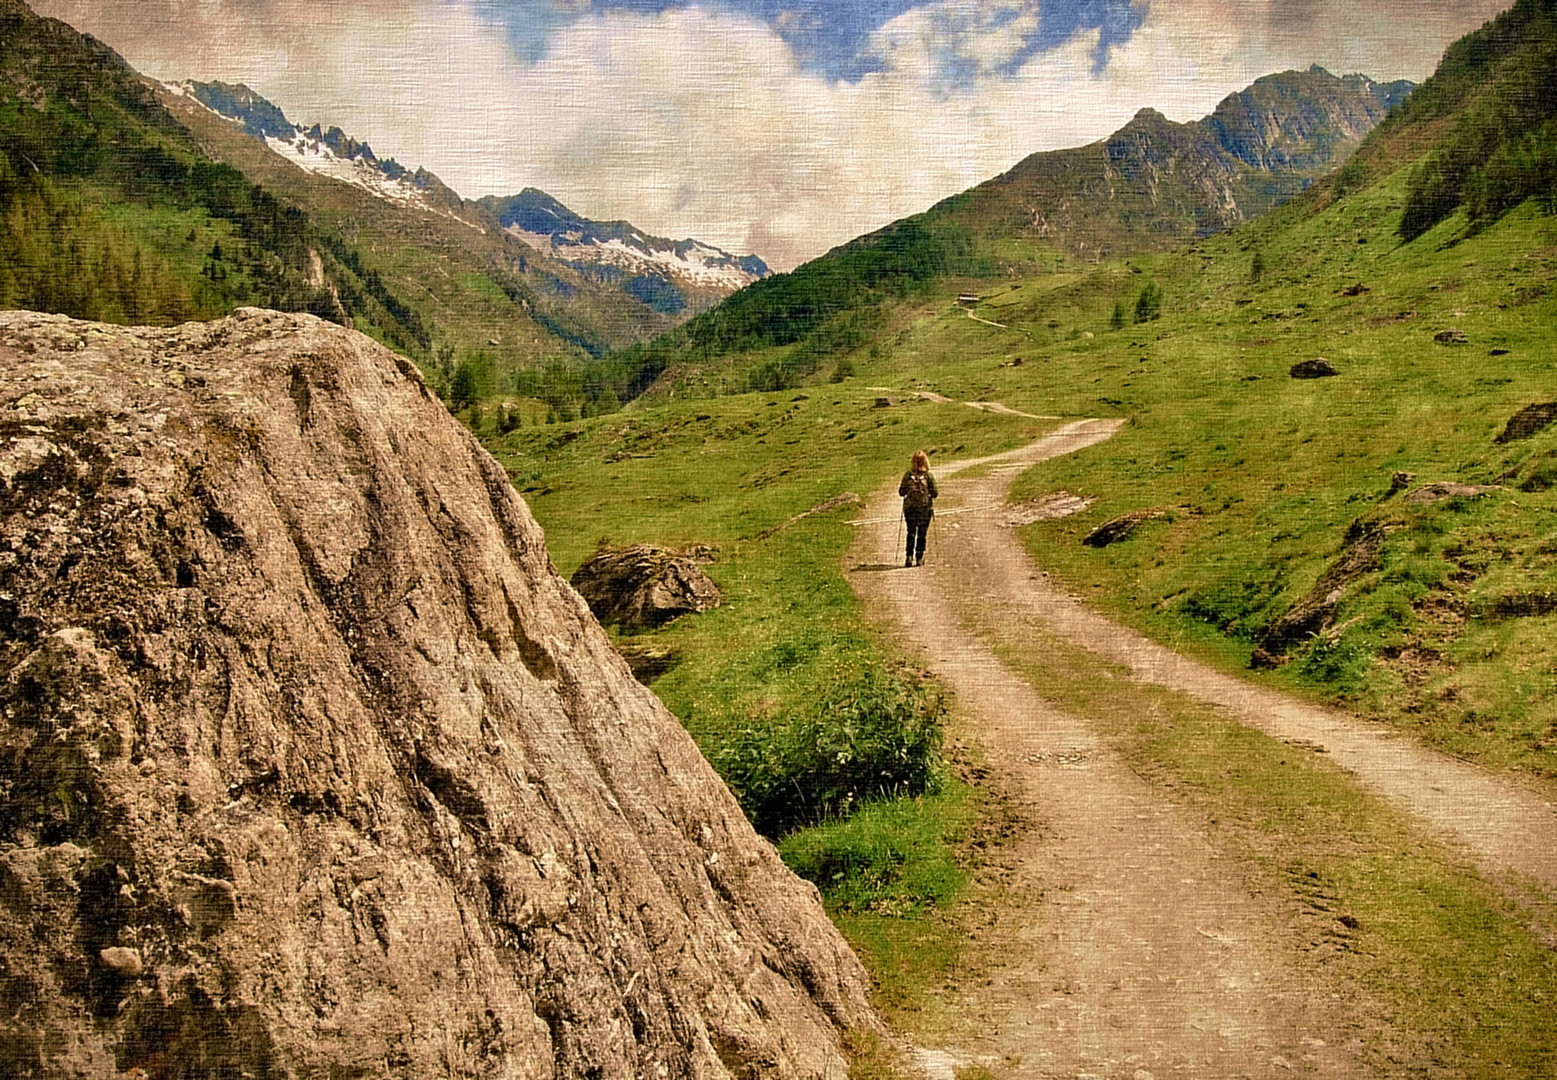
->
xmin=1290 ymin=358 xmax=1338 ymax=379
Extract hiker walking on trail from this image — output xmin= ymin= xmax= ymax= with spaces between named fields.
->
xmin=898 ymin=450 xmax=938 ymax=567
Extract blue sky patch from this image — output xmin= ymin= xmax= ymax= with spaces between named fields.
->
xmin=476 ymin=0 xmax=1144 ymax=80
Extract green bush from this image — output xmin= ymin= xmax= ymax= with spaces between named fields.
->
xmin=716 ymin=667 xmax=946 ymax=837
xmin=778 ymin=790 xmax=971 ymax=912
xmin=448 ymin=360 xmax=480 ymax=412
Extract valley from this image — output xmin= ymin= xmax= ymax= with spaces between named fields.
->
xmin=6 ymin=0 xmax=1557 ymax=1075
xmin=490 ymin=5 xmax=1557 ymax=1064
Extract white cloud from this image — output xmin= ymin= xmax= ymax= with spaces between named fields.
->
xmin=865 ymin=1 xmax=1042 ymax=84
xmin=29 ymin=0 xmax=1514 ymax=271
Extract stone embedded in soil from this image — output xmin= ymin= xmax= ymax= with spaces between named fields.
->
xmin=1082 ymin=507 xmax=1169 ymax=547
xmin=1256 ymin=520 xmax=1389 ymax=655
xmin=0 ymin=308 xmax=874 ymax=1079
xmin=1403 ymin=481 xmax=1499 ymax=505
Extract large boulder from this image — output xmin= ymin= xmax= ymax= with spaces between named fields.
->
xmin=570 ymin=545 xmax=722 ymax=631
xmin=0 ymin=310 xmax=874 ymax=1079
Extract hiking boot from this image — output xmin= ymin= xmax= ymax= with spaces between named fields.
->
xmin=916 ymin=556 xmax=924 ymax=566
xmin=904 ymin=556 xmax=913 ymax=567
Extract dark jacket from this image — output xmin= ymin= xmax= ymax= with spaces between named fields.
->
xmin=898 ymin=469 xmax=938 ymax=519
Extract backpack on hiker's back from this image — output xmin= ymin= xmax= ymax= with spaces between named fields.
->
xmin=903 ymin=470 xmax=933 ymax=515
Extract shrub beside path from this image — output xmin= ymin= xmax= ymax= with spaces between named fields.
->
xmin=847 ymin=417 xmax=1557 ymax=1078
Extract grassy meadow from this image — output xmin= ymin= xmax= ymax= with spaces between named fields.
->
xmin=484 ymin=155 xmax=1557 ymax=1065
xmin=1000 ymin=181 xmax=1557 ymax=785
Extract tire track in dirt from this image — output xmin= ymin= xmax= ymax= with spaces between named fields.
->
xmin=847 ymin=417 xmax=1557 ymax=1077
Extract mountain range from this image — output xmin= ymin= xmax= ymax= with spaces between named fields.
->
xmin=0 ymin=0 xmax=766 ymax=410
xmin=10 ymin=0 xmax=1547 ymax=424
xmin=935 ymin=66 xmax=1414 ymax=262
xmin=607 ymin=64 xmax=1416 ymax=398
xmin=166 ymin=79 xmax=768 ymax=317
xmin=163 ymin=80 xmax=471 ymax=220
xmin=480 ymin=189 xmax=769 ymax=312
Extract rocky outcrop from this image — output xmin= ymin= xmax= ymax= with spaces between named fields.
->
xmin=1494 ymin=401 xmax=1557 ymax=444
xmin=1254 ymin=521 xmax=1390 ymax=658
xmin=0 ymin=309 xmax=874 ymax=1079
xmin=570 ymin=545 xmax=722 ymax=632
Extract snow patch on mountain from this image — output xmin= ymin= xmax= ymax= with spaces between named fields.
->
xmin=487 ymin=190 xmax=768 ymax=299
xmin=511 ymin=228 xmax=767 ymax=292
xmin=164 ymin=81 xmax=481 ymax=232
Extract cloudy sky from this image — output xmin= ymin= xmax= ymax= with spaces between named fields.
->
xmin=35 ymin=0 xmax=1509 ymax=269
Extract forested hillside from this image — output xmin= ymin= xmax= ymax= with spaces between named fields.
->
xmin=0 ymin=0 xmax=381 ymax=332
xmin=0 ymin=0 xmax=720 ymax=423
xmin=1395 ymin=0 xmax=1557 ymax=237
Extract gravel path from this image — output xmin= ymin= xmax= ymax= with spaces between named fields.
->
xmin=847 ymin=418 xmax=1557 ymax=1077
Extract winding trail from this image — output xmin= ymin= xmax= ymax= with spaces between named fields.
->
xmin=846 ymin=418 xmax=1557 ymax=1078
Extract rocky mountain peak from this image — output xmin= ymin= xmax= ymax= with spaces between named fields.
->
xmin=166 ymin=80 xmax=472 ymax=223
xmin=0 ymin=308 xmax=874 ymax=1077
xmin=478 ymin=190 xmax=770 ymax=312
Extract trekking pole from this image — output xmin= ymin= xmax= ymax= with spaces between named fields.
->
xmin=895 ymin=512 xmax=903 ymax=566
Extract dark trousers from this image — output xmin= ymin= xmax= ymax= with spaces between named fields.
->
xmin=905 ymin=514 xmax=930 ymax=562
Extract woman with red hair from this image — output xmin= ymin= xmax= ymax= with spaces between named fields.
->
xmin=898 ymin=449 xmax=938 ymax=567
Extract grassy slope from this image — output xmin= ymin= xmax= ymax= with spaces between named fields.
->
xmin=996 ymin=177 xmax=1557 ymax=785
xmin=494 ymin=187 xmax=1557 ymax=1069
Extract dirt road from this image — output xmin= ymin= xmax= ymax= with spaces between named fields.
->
xmin=847 ymin=419 xmax=1557 ymax=1078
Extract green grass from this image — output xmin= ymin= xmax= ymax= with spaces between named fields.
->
xmin=489 ymin=165 xmax=1557 ymax=1055
xmin=783 ymin=783 xmax=983 ymax=1028
xmin=779 ymin=786 xmax=975 ymax=915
